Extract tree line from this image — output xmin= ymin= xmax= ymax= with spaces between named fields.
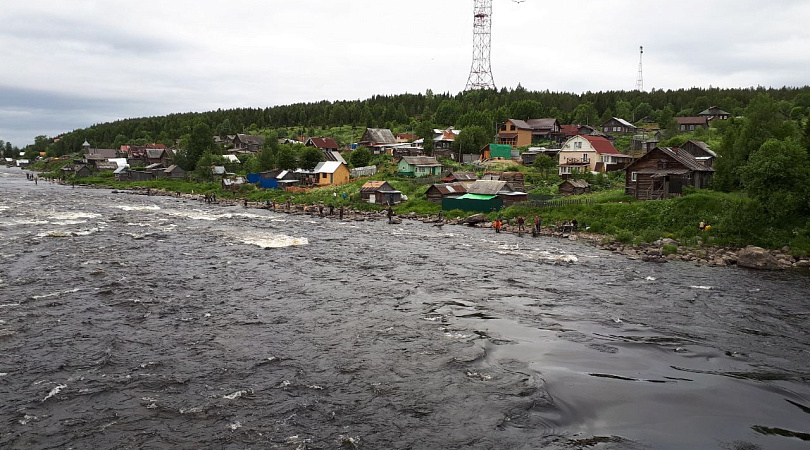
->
xmin=18 ymin=85 xmax=810 ymax=159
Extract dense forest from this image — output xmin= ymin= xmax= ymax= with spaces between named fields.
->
xmin=10 ymin=85 xmax=810 ymax=162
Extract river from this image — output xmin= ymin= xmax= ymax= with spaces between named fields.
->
xmin=1 ymin=167 xmax=808 ymax=449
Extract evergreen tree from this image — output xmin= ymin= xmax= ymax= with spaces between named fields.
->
xmin=188 ymin=122 xmax=214 ymax=169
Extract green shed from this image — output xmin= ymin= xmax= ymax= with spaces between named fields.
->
xmin=481 ymin=143 xmax=513 ymax=160
xmin=442 ymin=193 xmax=503 ymax=212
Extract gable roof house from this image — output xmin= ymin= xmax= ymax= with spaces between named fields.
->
xmin=360 ymin=181 xmax=403 ymax=205
xmin=679 ymin=140 xmax=717 ymax=167
xmin=425 ymin=182 xmax=468 ymax=203
xmin=558 ymin=135 xmax=632 ymax=178
xmin=305 ymin=137 xmax=339 ymax=152
xmin=558 ymin=179 xmax=591 ymax=196
xmin=526 ymin=118 xmax=563 ymax=142
xmin=600 ymin=117 xmax=637 ymax=135
xmin=432 ymin=128 xmax=462 ymax=158
xmin=397 ymin=156 xmax=442 ymax=178
xmin=698 ymin=106 xmax=731 ymax=121
xmin=232 ymin=134 xmax=265 ymax=153
xmin=358 ymin=128 xmax=397 ymax=154
xmin=440 ymin=172 xmax=478 ymax=183
xmin=313 ymin=161 xmax=350 ymax=186
xmin=164 ymin=164 xmax=186 ymax=179
xmin=676 ymin=116 xmax=709 ymax=131
xmin=625 ymin=147 xmax=715 ymax=200
xmin=496 ymin=119 xmax=534 ymax=147
xmin=145 ymin=148 xmax=169 ymax=166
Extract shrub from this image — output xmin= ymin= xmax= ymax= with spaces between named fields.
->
xmin=662 ymin=244 xmax=678 ymax=255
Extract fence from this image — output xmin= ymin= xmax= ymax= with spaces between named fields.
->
xmin=526 ymin=198 xmax=595 ymax=208
xmin=350 ymin=165 xmax=377 ymax=178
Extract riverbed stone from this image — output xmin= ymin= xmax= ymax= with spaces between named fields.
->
xmin=737 ymin=246 xmax=780 ymax=270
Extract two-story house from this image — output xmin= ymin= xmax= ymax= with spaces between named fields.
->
xmin=600 ymin=117 xmax=637 ymax=135
xmin=558 ymin=135 xmax=632 ymax=178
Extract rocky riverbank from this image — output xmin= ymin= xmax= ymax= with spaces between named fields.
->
xmin=111 ymin=185 xmax=810 ymax=271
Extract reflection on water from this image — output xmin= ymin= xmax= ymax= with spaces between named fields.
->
xmin=1 ymin=167 xmax=809 ymax=449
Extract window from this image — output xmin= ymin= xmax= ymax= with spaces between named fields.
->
xmin=582 ymin=153 xmax=588 ymax=161
xmin=322 ymin=173 xmax=328 ymax=179
xmin=631 ymin=172 xmax=637 ymax=181
xmin=574 ymin=141 xmax=582 ymax=149
xmin=500 ymin=124 xmax=506 ymax=131
xmin=689 ymin=125 xmax=695 ymax=130
xmin=510 ymin=125 xmax=516 ymax=131
xmin=603 ymin=127 xmax=609 ymax=132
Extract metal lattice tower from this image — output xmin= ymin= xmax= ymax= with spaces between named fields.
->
xmin=465 ymin=0 xmax=496 ymax=91
xmin=635 ymin=46 xmax=644 ymax=91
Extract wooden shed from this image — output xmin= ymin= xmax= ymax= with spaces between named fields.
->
xmin=558 ymin=179 xmax=591 ymax=196
xmin=360 ymin=181 xmax=402 ymax=205
xmin=425 ymin=183 xmax=468 ymax=203
xmin=625 ymin=147 xmax=715 ymax=200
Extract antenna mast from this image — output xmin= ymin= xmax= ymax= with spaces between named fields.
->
xmin=635 ymin=46 xmax=644 ymax=91
xmin=465 ymin=0 xmax=496 ymax=91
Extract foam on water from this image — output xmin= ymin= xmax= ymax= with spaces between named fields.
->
xmin=31 ymin=288 xmax=81 ymax=300
xmin=48 ymin=212 xmax=101 ymax=220
xmin=239 ymin=233 xmax=309 ymax=248
xmin=41 ymin=384 xmax=66 ymax=402
xmin=116 ymin=205 xmax=161 ymax=212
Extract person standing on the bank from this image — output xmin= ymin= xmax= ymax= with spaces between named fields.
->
xmin=699 ymin=220 xmax=706 ymax=232
xmin=517 ymin=216 xmax=525 ymax=232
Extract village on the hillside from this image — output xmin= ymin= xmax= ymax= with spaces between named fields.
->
xmin=17 ymin=106 xmax=730 ymax=213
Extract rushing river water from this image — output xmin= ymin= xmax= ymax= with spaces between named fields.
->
xmin=0 ymin=167 xmax=809 ymax=450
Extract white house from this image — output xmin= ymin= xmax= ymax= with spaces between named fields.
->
xmin=557 ymin=135 xmax=632 ymax=178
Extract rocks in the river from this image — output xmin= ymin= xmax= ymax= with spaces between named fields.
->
xmin=737 ymin=246 xmax=780 ymax=270
xmin=465 ymin=214 xmax=488 ymax=225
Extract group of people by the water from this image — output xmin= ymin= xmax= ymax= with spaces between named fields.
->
xmin=496 ymin=216 xmax=582 ymax=236
xmin=203 ymin=193 xmax=217 ymax=204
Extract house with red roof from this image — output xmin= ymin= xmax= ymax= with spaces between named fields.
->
xmin=557 ymin=135 xmax=632 ymax=178
xmin=305 ymin=137 xmax=339 ymax=152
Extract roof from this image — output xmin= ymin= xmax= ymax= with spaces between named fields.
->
xmin=581 ymin=135 xmax=623 ymax=155
xmin=236 ymin=134 xmax=265 ymax=145
xmin=360 ymin=181 xmax=400 ymax=194
xmin=430 ymin=183 xmax=468 ymax=195
xmin=314 ymin=161 xmax=344 ymax=174
xmin=146 ymin=148 xmax=166 ymax=158
xmin=630 ymin=147 xmax=715 ymax=173
xmin=306 ymin=137 xmax=339 ymax=149
xmin=87 ymin=148 xmax=118 ymax=158
xmin=676 ymin=116 xmax=708 ymax=125
xmin=507 ymin=119 xmax=533 ymax=130
xmin=360 ymin=128 xmax=396 ymax=145
xmin=525 ymin=118 xmax=559 ymax=130
xmin=561 ymin=179 xmax=590 ymax=188
xmin=699 ymin=106 xmax=730 ymax=116
xmin=609 ymin=117 xmax=635 ymax=128
xmin=560 ymin=125 xmax=579 ymax=137
xmin=222 ymin=155 xmax=241 ymax=163
xmin=685 ymin=140 xmax=717 ymax=157
xmin=401 ymin=156 xmax=441 ymax=167
xmin=212 ymin=166 xmax=226 ymax=175
xmin=114 ymin=166 xmax=128 ymax=174
xmin=457 ymin=193 xmax=498 ymax=200
xmin=446 ymin=172 xmax=477 ymax=181
xmin=467 ymin=180 xmax=511 ymax=195
xmin=164 ymin=164 xmax=184 ymax=173
xmin=395 ymin=133 xmax=419 ymax=141
xmin=436 ymin=130 xmax=458 ymax=142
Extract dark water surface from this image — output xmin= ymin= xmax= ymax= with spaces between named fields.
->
xmin=1 ymin=167 xmax=809 ymax=449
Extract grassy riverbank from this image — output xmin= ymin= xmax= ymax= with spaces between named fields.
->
xmin=52 ymin=171 xmax=808 ymax=256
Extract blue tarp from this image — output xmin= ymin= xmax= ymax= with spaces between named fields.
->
xmin=247 ymin=173 xmax=261 ymax=184
xmin=260 ymin=178 xmax=279 ymax=189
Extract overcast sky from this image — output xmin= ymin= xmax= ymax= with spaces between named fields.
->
xmin=2 ymin=0 xmax=809 ymax=146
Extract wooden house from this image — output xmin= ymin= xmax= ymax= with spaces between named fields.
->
xmin=232 ymin=134 xmax=265 ymax=152
xmin=558 ymin=179 xmax=591 ymax=196
xmin=314 ymin=161 xmax=350 ymax=186
xmin=433 ymin=128 xmax=460 ymax=153
xmin=360 ymin=181 xmax=402 ymax=205
xmin=625 ymin=147 xmax=715 ymax=200
xmin=676 ymin=116 xmax=709 ymax=131
xmin=698 ymin=106 xmax=730 ymax=121
xmin=521 ymin=148 xmax=560 ymax=166
xmin=358 ymin=128 xmax=397 ymax=154
xmin=440 ymin=172 xmax=477 ymax=183
xmin=425 ymin=183 xmax=468 ymax=203
xmin=558 ymin=135 xmax=632 ymax=178
xmin=600 ymin=117 xmax=637 ymax=134
xmin=482 ymin=171 xmax=525 ymax=191
xmin=679 ymin=140 xmax=717 ymax=167
xmin=163 ymin=164 xmax=186 ymax=179
xmin=397 ymin=156 xmax=442 ymax=177
xmin=497 ymin=119 xmax=533 ymax=147
xmin=525 ymin=118 xmax=562 ymax=142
